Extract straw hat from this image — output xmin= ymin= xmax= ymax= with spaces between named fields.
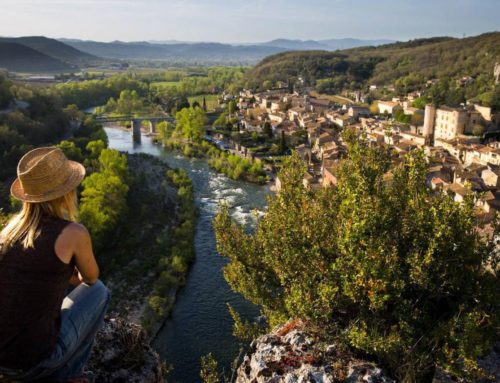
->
xmin=10 ymin=147 xmax=86 ymax=203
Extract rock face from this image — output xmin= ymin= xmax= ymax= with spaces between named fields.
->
xmin=235 ymin=320 xmax=394 ymax=383
xmin=86 ymin=317 xmax=165 ymax=383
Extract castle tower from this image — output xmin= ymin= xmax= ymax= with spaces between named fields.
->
xmin=423 ymin=104 xmax=436 ymax=144
xmin=495 ymin=62 xmax=500 ymax=85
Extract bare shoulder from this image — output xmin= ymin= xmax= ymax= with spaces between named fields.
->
xmin=61 ymin=222 xmax=91 ymax=243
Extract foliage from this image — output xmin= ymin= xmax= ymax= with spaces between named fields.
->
xmin=227 ymin=303 xmax=263 ymax=342
xmin=0 ymin=73 xmax=13 ymax=108
xmin=472 ymin=124 xmax=485 ymax=137
xmin=104 ymin=90 xmax=144 ymax=115
xmin=246 ymin=32 xmax=500 ymax=102
xmin=394 ymin=109 xmax=412 ymax=124
xmin=53 ymin=74 xmax=147 ymax=109
xmin=175 ymin=106 xmax=207 ymax=142
xmin=208 ymin=151 xmax=266 ymax=183
xmin=200 ymin=353 xmax=219 ymax=383
xmin=214 ymin=134 xmax=499 ymax=382
xmin=0 ymin=78 xmax=74 ymax=182
xmin=79 ymin=149 xmax=129 ymax=250
xmin=245 ymin=51 xmax=381 ymax=91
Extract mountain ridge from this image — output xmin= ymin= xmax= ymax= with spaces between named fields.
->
xmin=0 ymin=42 xmax=74 ymax=72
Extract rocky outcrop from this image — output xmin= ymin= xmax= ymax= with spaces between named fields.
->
xmin=235 ymin=320 xmax=394 ymax=383
xmin=86 ymin=317 xmax=165 ymax=383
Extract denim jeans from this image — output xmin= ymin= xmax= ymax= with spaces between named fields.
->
xmin=0 ymin=280 xmax=110 ymax=382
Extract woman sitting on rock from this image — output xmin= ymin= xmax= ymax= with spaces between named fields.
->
xmin=0 ymin=147 xmax=110 ymax=383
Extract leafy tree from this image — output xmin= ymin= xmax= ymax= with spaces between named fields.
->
xmin=157 ymin=121 xmax=175 ymax=141
xmin=228 ymin=100 xmax=237 ymax=115
xmin=63 ymin=104 xmax=84 ymax=123
xmin=79 ymin=149 xmax=129 ymax=250
xmin=115 ymin=90 xmax=143 ymax=114
xmin=369 ymin=101 xmax=380 ymax=115
xmin=175 ymin=107 xmax=207 ymax=142
xmin=214 ymin=133 xmax=499 ymax=382
xmin=412 ymin=96 xmax=429 ymax=110
xmin=56 ymin=140 xmax=84 ymax=162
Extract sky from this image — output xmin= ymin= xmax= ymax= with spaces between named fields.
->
xmin=0 ymin=0 xmax=498 ymax=43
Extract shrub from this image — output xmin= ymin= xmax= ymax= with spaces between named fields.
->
xmin=214 ymin=132 xmax=499 ymax=382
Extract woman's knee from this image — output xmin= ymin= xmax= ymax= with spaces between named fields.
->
xmin=89 ymin=279 xmax=111 ymax=308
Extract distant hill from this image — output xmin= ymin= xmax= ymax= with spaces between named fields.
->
xmin=0 ymin=42 xmax=74 ymax=72
xmin=0 ymin=36 xmax=98 ymax=66
xmin=59 ymin=39 xmax=284 ymax=64
xmin=245 ymin=32 xmax=500 ymax=88
xmin=59 ymin=37 xmax=395 ymax=65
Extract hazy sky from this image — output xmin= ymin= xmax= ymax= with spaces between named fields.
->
xmin=0 ymin=0 xmax=498 ymax=43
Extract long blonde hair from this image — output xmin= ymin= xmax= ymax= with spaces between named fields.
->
xmin=0 ymin=190 xmax=79 ymax=255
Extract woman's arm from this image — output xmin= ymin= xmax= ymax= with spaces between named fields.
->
xmin=55 ymin=223 xmax=99 ymax=284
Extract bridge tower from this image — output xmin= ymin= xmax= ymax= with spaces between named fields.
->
xmin=131 ymin=119 xmax=142 ymax=142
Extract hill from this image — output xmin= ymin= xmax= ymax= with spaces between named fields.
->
xmin=347 ymin=32 xmax=500 ymax=84
xmin=60 ymin=39 xmax=284 ymax=64
xmin=0 ymin=42 xmax=74 ymax=72
xmin=0 ymin=36 xmax=99 ymax=66
xmin=60 ymin=38 xmax=394 ymax=65
xmin=245 ymin=32 xmax=500 ymax=89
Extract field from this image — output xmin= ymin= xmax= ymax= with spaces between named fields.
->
xmin=188 ymin=94 xmax=219 ymax=112
xmin=150 ymin=81 xmax=183 ymax=89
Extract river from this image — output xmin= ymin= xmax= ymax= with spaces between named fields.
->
xmin=105 ymin=128 xmax=271 ymax=383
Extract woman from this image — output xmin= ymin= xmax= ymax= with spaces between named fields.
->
xmin=0 ymin=147 xmax=110 ymax=382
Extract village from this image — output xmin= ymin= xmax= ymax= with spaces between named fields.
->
xmin=209 ymin=66 xmax=500 ymax=220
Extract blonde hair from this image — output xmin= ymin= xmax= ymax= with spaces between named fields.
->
xmin=0 ymin=190 xmax=79 ymax=256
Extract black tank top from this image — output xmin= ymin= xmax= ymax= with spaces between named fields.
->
xmin=0 ymin=215 xmax=74 ymax=370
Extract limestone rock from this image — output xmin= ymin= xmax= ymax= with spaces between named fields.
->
xmin=235 ymin=320 xmax=394 ymax=383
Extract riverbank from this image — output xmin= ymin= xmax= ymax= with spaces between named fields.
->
xmin=99 ymin=152 xmax=196 ymax=336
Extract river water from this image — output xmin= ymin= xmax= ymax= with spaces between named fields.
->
xmin=105 ymin=128 xmax=271 ymax=383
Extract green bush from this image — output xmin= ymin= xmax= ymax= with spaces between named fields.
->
xmin=214 ymin=131 xmax=499 ymax=382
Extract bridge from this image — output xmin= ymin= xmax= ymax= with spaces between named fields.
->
xmin=95 ymin=115 xmax=175 ymax=141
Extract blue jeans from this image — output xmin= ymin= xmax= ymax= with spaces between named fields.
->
xmin=0 ymin=280 xmax=110 ymax=382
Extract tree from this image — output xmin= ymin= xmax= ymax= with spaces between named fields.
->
xmin=263 ymin=122 xmax=273 ymax=139
xmin=472 ymin=124 xmax=485 ymax=137
xmin=115 ymin=90 xmax=143 ymax=114
xmin=369 ymin=101 xmax=379 ymax=115
xmin=79 ymin=149 xmax=129 ymax=250
xmin=214 ymin=132 xmax=499 ymax=382
xmin=175 ymin=107 xmax=207 ymax=142
xmin=63 ymin=104 xmax=84 ymax=123
xmin=203 ymin=97 xmax=207 ymax=112
xmin=279 ymin=130 xmax=287 ymax=153
xmin=228 ymin=100 xmax=237 ymax=115
xmin=157 ymin=121 xmax=174 ymax=141
xmin=56 ymin=140 xmax=84 ymax=162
